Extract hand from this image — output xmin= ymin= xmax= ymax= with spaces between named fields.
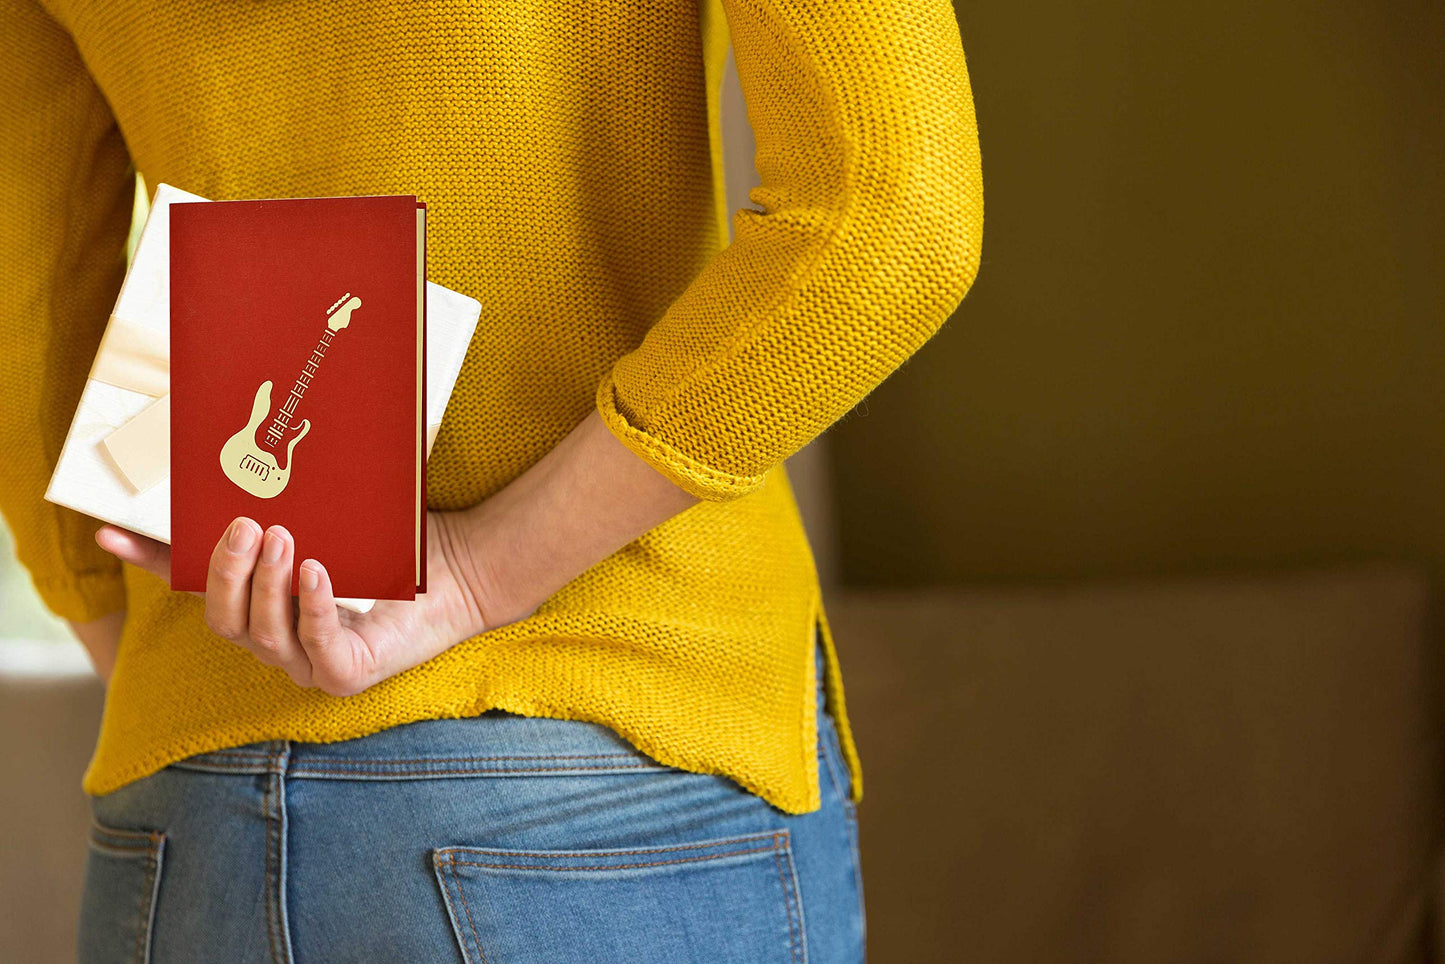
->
xmin=95 ymin=510 xmax=523 ymax=697
xmin=93 ymin=409 xmax=701 ymax=696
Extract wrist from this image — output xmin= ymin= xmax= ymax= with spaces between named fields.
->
xmin=448 ymin=499 xmax=536 ymax=631
xmin=456 ymin=409 xmax=701 ymax=627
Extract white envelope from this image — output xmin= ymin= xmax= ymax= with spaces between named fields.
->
xmin=45 ymin=182 xmax=479 ymax=612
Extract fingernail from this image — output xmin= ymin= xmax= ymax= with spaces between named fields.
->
xmin=299 ymin=562 xmax=319 ymax=591
xmin=262 ymin=528 xmax=286 ymax=564
xmin=228 ymin=520 xmax=256 ymax=553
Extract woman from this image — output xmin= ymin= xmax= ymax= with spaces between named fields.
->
xmin=0 ymin=0 xmax=982 ymax=960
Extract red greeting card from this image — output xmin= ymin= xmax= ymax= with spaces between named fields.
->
xmin=169 ymin=194 xmax=426 ymax=599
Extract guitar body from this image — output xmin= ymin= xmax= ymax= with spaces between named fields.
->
xmin=217 ymin=292 xmax=356 ymax=499
xmin=219 ymin=380 xmax=310 ymax=499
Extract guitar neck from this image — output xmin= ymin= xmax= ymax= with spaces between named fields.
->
xmin=264 ymin=328 xmax=336 ymax=442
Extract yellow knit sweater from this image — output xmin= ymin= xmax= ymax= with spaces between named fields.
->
xmin=0 ymin=0 xmax=982 ymax=813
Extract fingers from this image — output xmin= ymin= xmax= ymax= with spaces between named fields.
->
xmin=297 ymin=559 xmax=368 ymax=697
xmin=95 ymin=526 xmax=175 ymax=586
xmin=204 ymin=518 xmax=264 ymax=641
xmin=247 ymin=526 xmax=311 ymax=687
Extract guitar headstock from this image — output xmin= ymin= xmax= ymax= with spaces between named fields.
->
xmin=326 ymin=292 xmax=362 ymax=332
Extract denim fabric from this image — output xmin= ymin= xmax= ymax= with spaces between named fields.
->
xmin=79 ymin=640 xmax=865 ymax=963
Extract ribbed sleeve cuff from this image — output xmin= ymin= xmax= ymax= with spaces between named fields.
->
xmin=595 ymin=376 xmax=770 ymax=503
xmin=30 ymin=569 xmax=127 ymax=624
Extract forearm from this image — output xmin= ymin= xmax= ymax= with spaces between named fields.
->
xmin=66 ymin=609 xmax=124 ymax=684
xmin=459 ymin=408 xmax=701 ymax=624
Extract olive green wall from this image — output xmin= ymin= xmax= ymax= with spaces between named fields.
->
xmin=831 ymin=1 xmax=1445 ymax=586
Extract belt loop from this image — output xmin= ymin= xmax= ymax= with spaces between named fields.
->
xmin=266 ymin=740 xmax=292 ymax=776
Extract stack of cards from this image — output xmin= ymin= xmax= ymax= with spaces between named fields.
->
xmin=46 ymin=183 xmax=480 ymax=610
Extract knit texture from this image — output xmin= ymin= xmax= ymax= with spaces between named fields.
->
xmin=0 ymin=0 xmax=982 ymax=813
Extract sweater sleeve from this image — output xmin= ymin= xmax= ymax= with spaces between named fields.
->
xmin=0 ymin=0 xmax=137 ymax=621
xmin=594 ymin=0 xmax=983 ymax=501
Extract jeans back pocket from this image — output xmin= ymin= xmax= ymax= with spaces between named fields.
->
xmin=78 ymin=820 xmax=166 ymax=964
xmin=432 ymin=830 xmax=805 ymax=964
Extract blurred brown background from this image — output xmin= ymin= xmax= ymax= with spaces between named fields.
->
xmin=834 ymin=0 xmax=1444 ymax=588
xmin=4 ymin=1 xmax=1445 ymax=961
xmin=816 ymin=2 xmax=1445 ymax=961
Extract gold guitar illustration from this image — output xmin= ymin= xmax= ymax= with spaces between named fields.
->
xmin=219 ymin=292 xmax=361 ymax=498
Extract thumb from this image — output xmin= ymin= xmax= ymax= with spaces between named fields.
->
xmin=96 ymin=525 xmax=174 ymax=586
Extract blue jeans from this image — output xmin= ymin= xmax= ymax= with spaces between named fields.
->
xmin=79 ymin=644 xmax=865 ymax=963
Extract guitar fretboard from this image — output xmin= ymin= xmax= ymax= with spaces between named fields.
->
xmin=264 ymin=329 xmax=335 ymax=446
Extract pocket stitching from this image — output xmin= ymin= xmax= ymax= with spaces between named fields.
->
xmin=88 ymin=819 xmax=166 ymax=964
xmin=431 ymin=855 xmax=475 ymax=964
xmin=88 ymin=819 xmax=164 ymax=849
xmin=434 ymin=831 xmax=803 ymax=963
xmin=133 ymin=834 xmax=163 ymax=964
xmin=444 ymin=843 xmax=779 ymax=873
xmin=435 ymin=830 xmax=783 ymax=864
xmin=439 ymin=855 xmax=490 ymax=964
xmin=87 ymin=839 xmax=159 ymax=858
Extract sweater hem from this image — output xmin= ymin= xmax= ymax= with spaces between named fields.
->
xmin=82 ymin=609 xmax=832 ymax=815
xmin=82 ymin=687 xmax=825 ymax=815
